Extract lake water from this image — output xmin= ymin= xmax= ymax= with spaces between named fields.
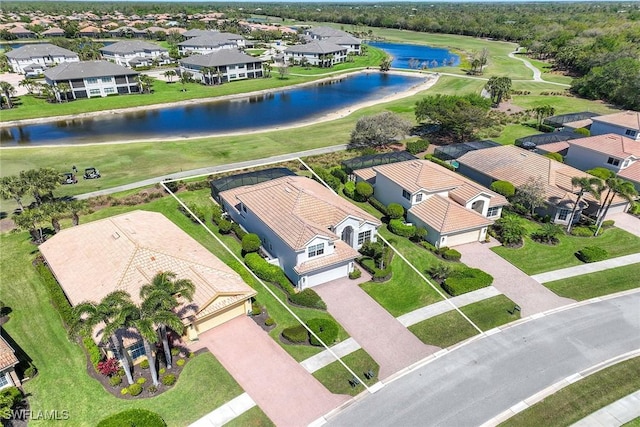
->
xmin=0 ymin=72 xmax=425 ymax=146
xmin=368 ymin=41 xmax=459 ymax=69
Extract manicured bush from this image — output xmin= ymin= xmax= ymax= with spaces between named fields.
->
xmin=35 ymin=260 xmax=74 ymax=327
xmin=83 ymin=336 xmax=103 ymax=369
xmin=349 ymin=268 xmax=362 ymax=279
xmin=313 ymin=167 xmax=341 ymax=191
xmin=412 ymin=227 xmax=428 ymax=242
xmin=544 ymin=152 xmax=563 ymax=163
xmin=289 ymin=288 xmax=327 ymax=310
xmin=574 ymin=127 xmax=590 ymax=136
xmin=343 ymin=181 xmax=356 ymax=199
xmin=264 ymin=317 xmax=275 ymax=326
xmin=406 ymin=138 xmax=429 ymax=155
xmin=330 ymin=167 xmax=348 ymax=183
xmin=127 ymin=383 xmax=143 ymax=396
xmin=176 ymin=359 xmax=185 ymax=367
xmin=159 ymin=368 xmax=166 ymax=375
xmin=490 ymin=180 xmax=516 ymax=198
xmin=442 ymin=249 xmax=462 ymax=261
xmin=389 ymin=219 xmax=416 ymax=238
xmin=97 ymin=409 xmax=166 ymax=427
xmin=147 ymin=385 xmax=158 ymax=394
xmin=170 ymin=348 xmax=180 ymax=356
xmin=137 ymin=377 xmax=147 ymax=385
xmin=424 ymin=154 xmax=456 ymax=171
xmin=251 ymin=303 xmax=262 ymax=316
xmin=244 ymin=253 xmax=296 ymax=295
xmin=442 ymin=268 xmax=493 ymax=296
xmin=231 ymin=222 xmax=247 ymax=240
xmin=355 ymin=181 xmax=374 ymax=201
xmin=571 ymin=226 xmax=594 ymax=237
xmin=602 ymin=220 xmax=615 ymax=228
xmin=387 ymin=203 xmax=405 ymax=219
xmin=307 ymin=318 xmax=339 ymax=346
xmin=282 ymin=325 xmax=308 ymax=343
xmin=24 ymin=363 xmax=37 ymax=378
xmin=140 ymin=359 xmax=150 ymax=369
xmin=161 ymin=374 xmax=176 ymax=386
xmin=420 ymin=241 xmax=438 ymax=253
xmin=120 ymin=388 xmax=128 ymax=395
xmin=109 ymin=375 xmax=122 ymax=386
xmin=97 ymin=358 xmax=119 ymax=376
xmin=242 ymin=233 xmax=262 ymax=253
xmin=217 ymin=219 xmax=233 ymax=234
xmin=211 ymin=204 xmax=223 ymax=224
xmin=368 ymin=196 xmax=388 ymax=215
xmin=576 ymin=246 xmax=608 ymax=263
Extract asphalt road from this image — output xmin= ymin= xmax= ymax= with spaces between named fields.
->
xmin=327 ymin=293 xmax=640 ymax=427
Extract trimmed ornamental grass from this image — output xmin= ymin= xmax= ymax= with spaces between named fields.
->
xmin=409 ymin=295 xmax=520 ymax=347
xmin=500 ymin=356 xmax=640 ymax=427
xmin=312 ymin=349 xmax=380 ymax=396
xmin=544 ymin=263 xmax=640 ymax=300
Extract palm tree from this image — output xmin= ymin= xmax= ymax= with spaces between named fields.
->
xmin=179 ymin=71 xmax=192 ymax=92
xmin=484 ymin=76 xmax=512 ymax=106
xmin=72 ymin=291 xmax=137 ymax=385
xmin=379 ymin=58 xmax=391 ymax=72
xmin=566 ymin=176 xmax=603 ymax=233
xmin=67 ymin=199 xmax=88 ymax=226
xmin=138 ymin=75 xmax=154 ymax=94
xmin=263 ymin=62 xmax=272 ymax=78
xmin=533 ymin=105 xmax=556 ymax=129
xmin=0 ymin=175 xmax=26 ymax=212
xmin=18 ymin=77 xmax=35 ymax=95
xmin=0 ymin=81 xmax=16 ymax=109
xmin=56 ymin=82 xmax=72 ymax=103
xmin=19 ymin=168 xmax=60 ymax=205
xmin=200 ymin=66 xmax=214 ymax=85
xmin=140 ymin=272 xmax=195 ymax=368
xmin=42 ymin=200 xmax=68 ymax=233
xmin=163 ymin=70 xmax=176 ymax=83
xmin=215 ymin=67 xmax=224 ymax=85
xmin=594 ymin=178 xmax=638 ymax=236
xmin=12 ymin=207 xmax=47 ymax=243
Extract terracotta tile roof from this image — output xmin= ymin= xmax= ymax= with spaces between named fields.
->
xmin=294 ymin=240 xmax=358 ymax=274
xmin=373 ymin=160 xmax=461 ymax=193
xmin=219 ymin=176 xmax=381 ymax=251
xmin=408 ymin=194 xmax=492 ymax=233
xmin=563 ymin=119 xmax=593 ymax=129
xmin=39 ymin=211 xmax=255 ymax=323
xmin=353 ymin=167 xmax=376 ymax=182
xmin=0 ymin=335 xmax=18 ymax=371
xmin=593 ymin=111 xmax=640 ymax=131
xmin=618 ymin=161 xmax=640 ymax=185
xmin=537 ymin=141 xmax=571 ymax=154
xmin=568 ymin=133 xmax=640 ymax=158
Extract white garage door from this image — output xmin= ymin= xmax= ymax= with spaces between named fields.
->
xmin=605 ymin=203 xmax=629 ymax=216
xmin=446 ymin=229 xmax=482 ymax=247
xmin=305 ymin=263 xmax=350 ymax=288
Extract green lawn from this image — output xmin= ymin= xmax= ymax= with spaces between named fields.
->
xmin=624 ymin=418 xmax=640 ymax=427
xmin=408 ymin=295 xmax=520 ymax=347
xmin=224 ymin=407 xmax=275 ymax=427
xmin=544 ymin=263 xmax=640 ymax=300
xmin=492 ymin=218 xmax=640 ymax=275
xmin=510 ymin=94 xmax=619 ymax=115
xmin=501 ymin=356 xmax=640 ymax=427
xmin=491 ymin=124 xmax=539 ymax=145
xmin=312 ymin=349 xmax=379 ymax=396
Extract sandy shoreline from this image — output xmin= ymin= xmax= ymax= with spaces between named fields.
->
xmin=0 ymin=69 xmax=439 ymax=149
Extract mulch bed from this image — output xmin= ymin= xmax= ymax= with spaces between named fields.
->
xmin=250 ymin=306 xmax=276 ymax=333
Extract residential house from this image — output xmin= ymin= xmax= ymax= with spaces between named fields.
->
xmin=590 ymin=111 xmax=640 ymax=141
xmin=178 ymin=33 xmax=246 ymax=55
xmin=284 ymin=41 xmax=347 ymax=67
xmin=565 ymin=133 xmax=640 ymax=191
xmin=41 ymin=27 xmax=65 ymax=37
xmin=44 ymin=60 xmax=140 ymax=100
xmin=218 ymin=175 xmax=381 ymax=289
xmin=78 ymin=25 xmax=103 ymax=38
xmin=6 ymin=43 xmax=80 ymax=75
xmin=7 ymin=26 xmax=35 ymax=38
xmin=108 ymin=26 xmax=147 ymax=38
xmin=355 ymin=160 xmax=508 ymax=248
xmin=457 ymin=145 xmax=630 ymax=224
xmin=304 ymin=26 xmax=362 ymax=54
xmin=0 ymin=333 xmax=21 ymax=390
xmin=179 ymin=49 xmax=263 ymax=84
xmin=100 ymin=41 xmax=170 ymax=67
xmin=39 ymin=210 xmax=256 ymax=360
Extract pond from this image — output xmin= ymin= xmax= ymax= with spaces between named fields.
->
xmin=368 ymin=41 xmax=459 ymax=70
xmin=0 ymin=72 xmax=426 ymax=146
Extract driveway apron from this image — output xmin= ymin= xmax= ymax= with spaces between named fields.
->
xmin=456 ymin=241 xmax=574 ymax=317
xmin=195 ymin=317 xmax=348 ymax=427
xmin=608 ymin=213 xmax=640 ymax=238
xmin=315 ymin=277 xmax=439 ymax=380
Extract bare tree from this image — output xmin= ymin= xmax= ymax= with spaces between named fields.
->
xmin=349 ymin=112 xmax=413 ymax=149
xmin=512 ymin=177 xmax=547 ymax=216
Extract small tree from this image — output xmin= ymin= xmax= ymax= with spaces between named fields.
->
xmin=490 ymin=181 xmax=515 ymax=198
xmin=355 ymin=181 xmax=373 ymax=201
xmin=512 ymin=177 xmax=546 ymax=216
xmin=349 ymin=112 xmax=412 ymax=149
xmin=242 ymin=233 xmax=262 ymax=253
xmin=276 ymin=63 xmax=289 ymax=79
xmin=484 ymin=76 xmax=512 ymax=106
xmin=380 ymin=58 xmax=391 ymax=72
xmin=492 ymin=214 xmax=527 ymax=246
xmin=531 ymin=223 xmax=563 ymax=245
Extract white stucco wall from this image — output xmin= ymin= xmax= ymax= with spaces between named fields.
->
xmin=10 ymin=55 xmax=79 ymax=74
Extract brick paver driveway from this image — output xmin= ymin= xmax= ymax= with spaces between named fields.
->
xmin=456 ymin=241 xmax=574 ymax=317
xmin=194 ymin=317 xmax=348 ymax=427
xmin=315 ymin=277 xmax=439 ymax=380
xmin=608 ymin=212 xmax=640 ymax=238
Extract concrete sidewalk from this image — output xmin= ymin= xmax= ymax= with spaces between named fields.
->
xmin=571 ymin=390 xmax=640 ymax=427
xmin=189 ymin=393 xmax=256 ymax=427
xmin=531 ymin=254 xmax=640 ymax=283
xmin=300 ymin=338 xmax=361 ymax=374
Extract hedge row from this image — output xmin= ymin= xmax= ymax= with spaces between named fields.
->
xmin=358 ymin=256 xmax=392 ymax=282
xmin=368 ymin=196 xmax=388 ymax=216
xmin=179 ymin=203 xmax=207 ymax=223
xmin=83 ymin=336 xmax=102 ymax=369
xmin=406 ymin=139 xmax=429 ymax=155
xmin=442 ymin=268 xmax=493 ymax=296
xmin=313 ymin=167 xmax=341 ymax=192
xmin=97 ymin=409 xmax=166 ymax=427
xmin=424 ymin=154 xmax=456 ymax=171
xmin=389 ymin=219 xmax=416 ymax=238
xmin=289 ymin=289 xmax=327 ymax=310
xmin=35 ymin=260 xmax=73 ymax=328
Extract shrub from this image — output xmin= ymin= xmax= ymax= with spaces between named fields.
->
xmin=137 ymin=377 xmax=147 ymax=385
xmin=576 ymin=246 xmax=608 ymax=263
xmin=349 ymin=267 xmax=362 ymax=280
xmin=330 ymin=167 xmax=348 ymax=183
xmin=428 ymin=263 xmax=453 ymax=281
xmin=117 ymin=368 xmax=125 ymax=377
xmin=312 ymin=167 xmax=341 ymax=191
xmin=424 ymin=154 xmax=456 ymax=171
xmin=211 ymin=204 xmax=223 ymax=224
xmin=420 ymin=241 xmax=438 ymax=253
xmin=264 ymin=317 xmax=275 ymax=326
xmin=244 ymin=253 xmax=296 ymax=295
xmin=412 ymin=227 xmax=428 ymax=242
xmin=159 ymin=368 xmax=166 ymax=375
xmin=289 ymin=288 xmax=327 ymax=310
xmin=531 ymin=223 xmax=564 ymax=244
xmin=571 ymin=226 xmax=593 ymax=237
xmin=368 ymin=196 xmax=388 ymax=215
xmin=35 ymin=260 xmax=73 ymax=327
xmin=544 ymin=152 xmax=563 ymax=163
xmin=176 ymin=359 xmax=185 ymax=367
xmin=83 ymin=337 xmax=102 ymax=369
xmin=574 ymin=127 xmax=590 ymax=136
xmin=307 ymin=318 xmax=339 ymax=346
xmin=97 ymin=358 xmax=119 ymax=377
xmin=251 ymin=303 xmax=262 ymax=316
xmin=127 ymin=383 xmax=143 ymax=396
xmin=602 ymin=220 xmax=615 ymax=228
xmin=387 ymin=203 xmax=404 ymax=220
xmin=162 ymin=180 xmax=179 ymax=193
xmin=242 ymin=233 xmax=261 ymax=253
xmin=406 ymin=138 xmax=429 ymax=155
xmin=120 ymin=388 xmax=128 ymax=395
xmin=490 ymin=181 xmax=516 ymax=198
xmin=343 ymin=181 xmax=356 ymax=199
xmin=442 ymin=268 xmax=493 ymax=296
xmin=148 ymin=385 xmax=158 ymax=394
xmin=161 ymin=374 xmax=176 ymax=386
xmin=140 ymin=359 xmax=150 ymax=369
xmin=492 ymin=215 xmax=527 ymax=246
xmin=185 ymin=180 xmax=210 ymax=191
xmin=218 ymin=219 xmax=233 ymax=234
xmin=355 ymin=181 xmax=373 ymax=201
xmin=0 ymin=387 xmax=23 ymax=410
xmin=97 ymin=409 xmax=166 ymax=427
xmin=282 ymin=325 xmax=308 ymax=343
xmin=24 ymin=363 xmax=37 ymax=378
xmin=389 ymin=219 xmax=416 ymax=238
xmin=170 ymin=348 xmax=180 ymax=356
xmin=109 ymin=375 xmax=122 ymax=386
xmin=231 ymin=222 xmax=247 ymax=240
xmin=180 ymin=203 xmax=206 ymax=223
xmin=442 ymin=249 xmax=462 ymax=261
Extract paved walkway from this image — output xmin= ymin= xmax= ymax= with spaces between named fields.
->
xmin=531 ymin=254 xmax=640 ymax=283
xmin=608 ymin=212 xmax=640 ymax=238
xmin=300 ymin=337 xmax=361 ymax=373
xmin=314 ymin=276 xmax=439 ymax=380
xmin=397 ymin=286 xmax=501 ymax=327
xmin=193 ymin=317 xmax=348 ymax=427
xmin=456 ymin=241 xmax=575 ymax=317
xmin=572 ymin=390 xmax=640 ymax=427
xmin=189 ymin=393 xmax=256 ymax=427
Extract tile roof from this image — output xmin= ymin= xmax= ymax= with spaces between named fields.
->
xmin=285 ymin=41 xmax=346 ymax=55
xmin=563 ymin=118 xmax=593 ymax=129
xmin=618 ymin=161 xmax=640 ymax=185
xmin=294 ymin=240 xmax=358 ymax=274
xmin=219 ymin=176 xmax=380 ymax=251
xmin=100 ymin=40 xmax=167 ymax=55
xmin=536 ymin=141 xmax=571 ymax=153
xmin=6 ymin=43 xmax=79 ymax=59
xmin=39 ymin=211 xmax=255 ymax=323
xmin=44 ymin=60 xmax=138 ymax=81
xmin=180 ymin=49 xmax=261 ymax=68
xmin=353 ymin=167 xmax=376 ymax=182
xmin=0 ymin=335 xmax=18 ymax=371
xmin=568 ymin=133 xmax=640 ymax=158
xmin=593 ymin=111 xmax=640 ymax=131
xmin=409 ymin=194 xmax=492 ymax=233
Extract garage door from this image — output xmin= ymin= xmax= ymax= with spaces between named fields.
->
xmin=605 ymin=203 xmax=629 ymax=216
xmin=445 ymin=229 xmax=482 ymax=247
xmin=305 ymin=263 xmax=350 ymax=288
xmin=195 ymin=302 xmax=247 ymax=334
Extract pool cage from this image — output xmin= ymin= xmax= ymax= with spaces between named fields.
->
xmin=432 ymin=140 xmax=501 ymax=161
xmin=543 ymin=112 xmax=599 ymax=129
xmin=210 ymin=167 xmax=297 ymax=202
xmin=341 ymin=151 xmax=417 ymax=174
xmin=515 ymin=131 xmax=583 ymax=150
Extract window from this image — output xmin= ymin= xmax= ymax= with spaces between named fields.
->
xmin=307 ymin=243 xmax=324 ymax=258
xmin=558 ymin=209 xmax=570 ymax=221
xmin=358 ymin=230 xmax=372 ymax=245
xmin=415 ymin=193 xmax=423 ymax=203
xmin=625 ymin=129 xmax=637 ymax=137
xmin=607 ymin=157 xmax=620 ymax=166
xmin=104 ymin=87 xmax=115 ymax=94
xmin=101 ymin=77 xmax=112 ymax=83
xmin=402 ymin=189 xmax=411 ymax=200
xmin=239 ymin=73 xmax=246 ymax=78
xmin=0 ymin=373 xmax=9 ymax=388
xmin=229 ymin=74 xmax=237 ymax=79
xmin=89 ymin=89 xmax=101 ymax=96
xmin=128 ymin=341 xmax=146 ymax=359
xmin=86 ymin=78 xmax=98 ymax=84
xmin=623 ymin=160 xmax=630 ymax=168
xmin=487 ymin=206 xmax=500 ymax=217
